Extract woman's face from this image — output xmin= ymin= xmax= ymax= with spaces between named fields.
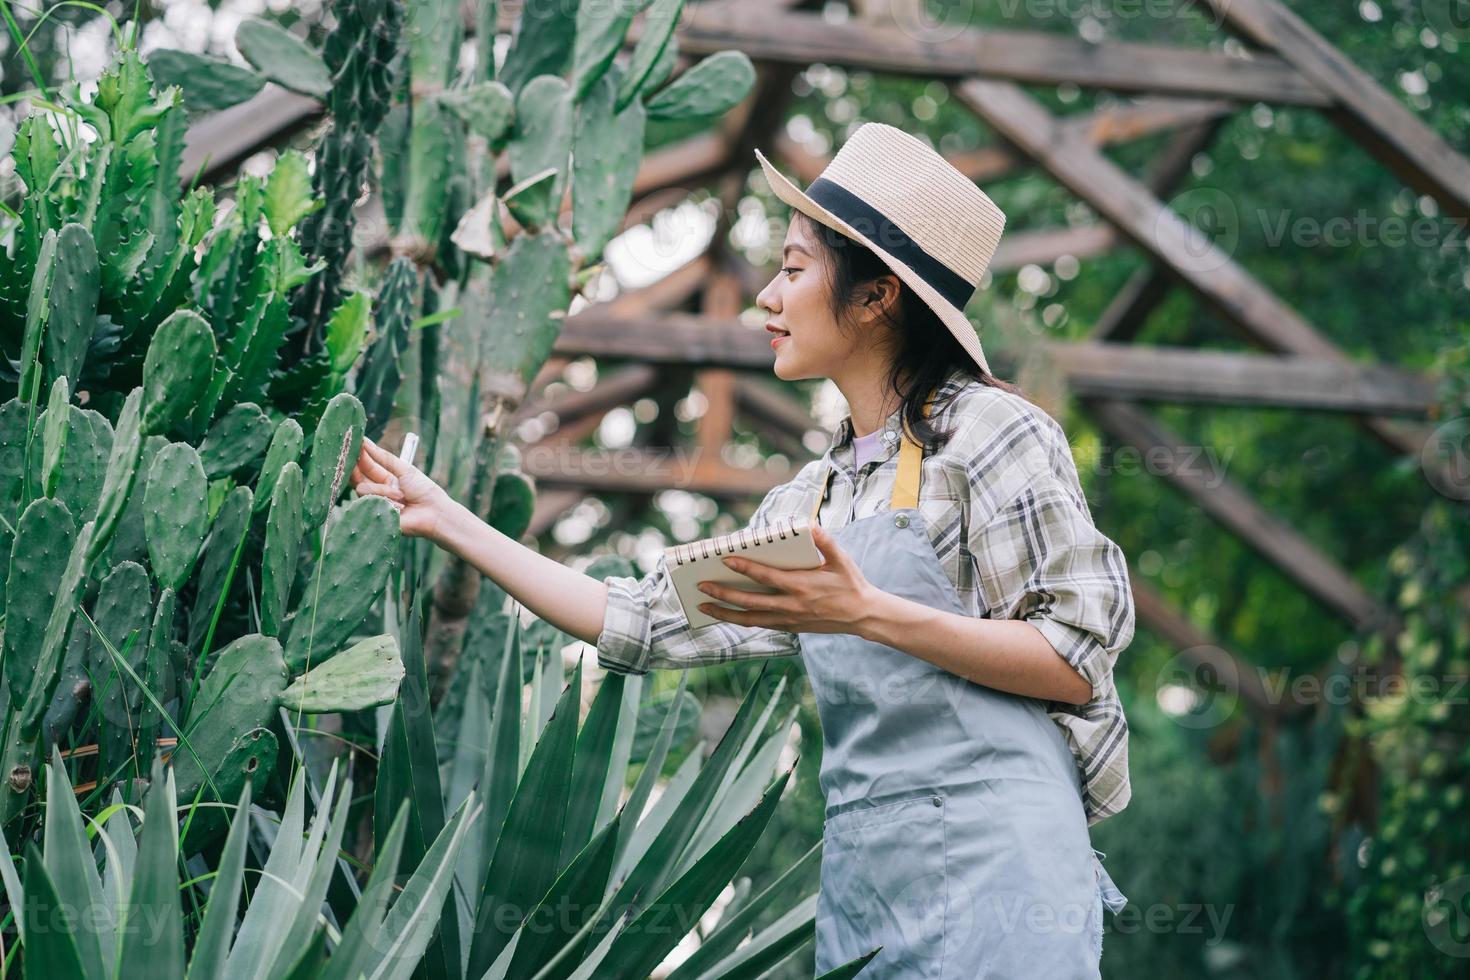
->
xmin=756 ymin=217 xmax=853 ymax=382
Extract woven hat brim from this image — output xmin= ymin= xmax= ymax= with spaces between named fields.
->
xmin=755 ymin=148 xmax=991 ymax=376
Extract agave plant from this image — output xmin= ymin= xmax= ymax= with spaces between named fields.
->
xmin=0 ymin=597 xmax=878 ymax=977
xmin=0 ymin=752 xmax=477 ymax=979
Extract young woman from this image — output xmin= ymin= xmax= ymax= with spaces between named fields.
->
xmin=351 ymin=122 xmax=1132 ymax=978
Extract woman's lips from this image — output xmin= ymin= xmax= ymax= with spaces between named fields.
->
xmin=770 ymin=334 xmax=788 ymax=348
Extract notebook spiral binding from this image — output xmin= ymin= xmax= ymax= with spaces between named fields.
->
xmin=668 ymin=516 xmax=809 ymax=567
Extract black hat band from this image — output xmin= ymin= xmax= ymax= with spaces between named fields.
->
xmin=806 ymin=177 xmax=976 ymax=311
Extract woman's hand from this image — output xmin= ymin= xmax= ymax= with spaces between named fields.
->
xmin=694 ymin=524 xmax=879 ymax=635
xmin=349 ymin=435 xmax=454 ymax=541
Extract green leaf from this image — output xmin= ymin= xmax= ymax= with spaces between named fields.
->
xmin=117 ymin=761 xmax=185 ymax=980
xmin=440 ymin=81 xmax=515 ymax=143
xmin=594 ymin=765 xmax=794 ymax=979
xmin=371 ymin=793 xmax=482 ymax=980
xmin=466 ymin=657 xmax=584 ymax=977
xmin=21 ymin=844 xmax=89 ymax=979
xmin=374 ymin=595 xmax=461 ymax=980
xmin=234 ymin=17 xmax=332 ymax=99
xmin=264 ymin=149 xmax=323 ymax=237
xmin=145 ymin=50 xmax=266 ymax=112
xmin=42 ymin=751 xmax=108 ymax=979
xmin=279 ymin=633 xmax=405 ymax=713
xmin=323 ymin=290 xmax=371 ymax=377
xmin=316 ymin=802 xmax=411 ymax=980
xmin=615 ymin=0 xmax=685 ymax=112
xmin=644 ymin=50 xmax=757 ymax=121
xmin=186 ymin=783 xmax=252 ymax=980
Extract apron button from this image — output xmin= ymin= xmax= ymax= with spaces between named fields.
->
xmin=931 ymin=795 xmax=942 ymax=807
xmin=894 ymin=514 xmax=910 ymax=528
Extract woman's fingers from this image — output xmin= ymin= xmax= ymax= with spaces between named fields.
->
xmin=361 ymin=436 xmax=408 ymax=477
xmin=357 ymin=450 xmax=394 ymax=484
xmin=355 ymin=479 xmax=404 ymax=501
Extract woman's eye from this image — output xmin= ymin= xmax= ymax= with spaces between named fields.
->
xmin=780 ymin=266 xmax=799 ymax=277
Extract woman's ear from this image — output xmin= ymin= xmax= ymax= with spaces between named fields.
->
xmin=859 ymin=273 xmax=902 ymax=324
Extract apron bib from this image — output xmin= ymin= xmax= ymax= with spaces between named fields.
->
xmin=798 ymin=395 xmax=1128 ymax=978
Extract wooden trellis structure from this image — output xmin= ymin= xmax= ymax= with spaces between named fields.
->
xmin=179 ymin=0 xmax=1467 ymax=722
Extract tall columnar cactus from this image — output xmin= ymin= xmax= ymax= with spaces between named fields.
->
xmin=287 ymin=0 xmax=406 ymax=352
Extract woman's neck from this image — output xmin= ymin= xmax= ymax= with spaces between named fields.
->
xmin=835 ymin=365 xmax=907 ymax=439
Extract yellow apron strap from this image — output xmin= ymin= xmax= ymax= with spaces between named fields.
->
xmin=889 ymin=392 xmax=936 ymax=511
xmin=810 ymin=463 xmax=833 ymax=524
xmin=811 ymin=388 xmax=938 ymax=523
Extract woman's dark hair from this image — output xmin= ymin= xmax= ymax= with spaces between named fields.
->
xmin=793 ymin=211 xmax=1023 ymax=453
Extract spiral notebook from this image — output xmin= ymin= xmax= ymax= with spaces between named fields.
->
xmin=666 ymin=516 xmax=824 ymax=630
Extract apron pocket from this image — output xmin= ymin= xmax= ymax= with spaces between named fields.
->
xmin=816 ymin=794 xmax=949 ymax=979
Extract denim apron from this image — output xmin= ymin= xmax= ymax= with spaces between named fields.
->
xmin=799 ymin=396 xmax=1128 ymax=978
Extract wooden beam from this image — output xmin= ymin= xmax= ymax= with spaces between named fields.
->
xmin=1086 ymin=119 xmax=1228 ymax=342
xmin=669 ymin=5 xmax=1330 ymax=105
xmin=179 ymin=85 xmax=321 ymax=186
xmin=522 ymin=447 xmax=791 ymax=498
xmin=554 ymin=313 xmax=1439 ymax=414
xmin=1086 ymin=398 xmax=1391 ymax=631
xmin=1049 ymin=342 xmax=1436 ymax=415
xmin=513 ymin=364 xmax=663 ymax=431
xmin=954 ymin=79 xmax=1440 ymax=461
xmin=774 ymin=96 xmax=1232 ymax=185
xmin=558 ymin=311 xmax=774 ymax=369
xmin=1206 ymin=0 xmax=1470 ymax=222
xmin=989 ymin=224 xmax=1118 ymax=272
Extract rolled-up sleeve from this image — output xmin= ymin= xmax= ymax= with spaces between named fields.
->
xmin=968 ymin=470 xmax=1135 ymax=701
xmin=595 ymin=485 xmax=806 ymax=675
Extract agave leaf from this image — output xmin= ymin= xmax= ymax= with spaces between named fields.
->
xmin=373 ymin=596 xmax=460 ymax=980
xmin=466 ymin=659 xmax=583 ymax=978
xmin=117 ymin=761 xmax=185 ymax=980
xmin=0 ymin=824 xmax=26 ymax=943
xmin=42 ymin=750 xmax=108 ymax=979
xmin=186 ymin=783 xmax=253 ymax=980
xmin=594 ymin=765 xmax=794 ymax=979
xmin=817 ymin=947 xmax=885 ymax=979
xmin=316 ymin=801 xmax=410 ymax=980
xmin=268 ymin=763 xmax=351 ymax=977
xmin=678 ymin=700 xmax=795 ymax=881
xmin=368 ymin=793 xmax=483 ymax=980
xmin=610 ymin=670 xmax=691 ymax=882
xmin=21 ymin=843 xmax=89 ymax=979
xmin=222 ymin=771 xmax=308 ymax=978
xmin=502 ymin=809 xmax=623 ymax=980
xmin=663 ymin=843 xmax=820 ymax=980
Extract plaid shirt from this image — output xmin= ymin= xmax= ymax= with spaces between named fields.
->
xmin=596 ymin=366 xmax=1134 ymax=825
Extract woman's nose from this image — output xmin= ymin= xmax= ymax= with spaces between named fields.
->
xmin=756 ymin=273 xmax=779 ymax=313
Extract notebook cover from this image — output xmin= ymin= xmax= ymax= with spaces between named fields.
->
xmin=665 ymin=517 xmax=824 ymax=630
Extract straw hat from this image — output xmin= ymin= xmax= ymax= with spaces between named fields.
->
xmin=755 ymin=122 xmax=1006 ymax=375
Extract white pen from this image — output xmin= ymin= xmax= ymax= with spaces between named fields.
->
xmin=389 ymin=431 xmax=419 ymax=512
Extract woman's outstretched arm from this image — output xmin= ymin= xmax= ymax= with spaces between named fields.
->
xmin=351 ymin=435 xmax=609 ymax=646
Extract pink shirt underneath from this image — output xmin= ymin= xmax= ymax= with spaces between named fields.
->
xmin=852 ymin=428 xmax=886 ymax=469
